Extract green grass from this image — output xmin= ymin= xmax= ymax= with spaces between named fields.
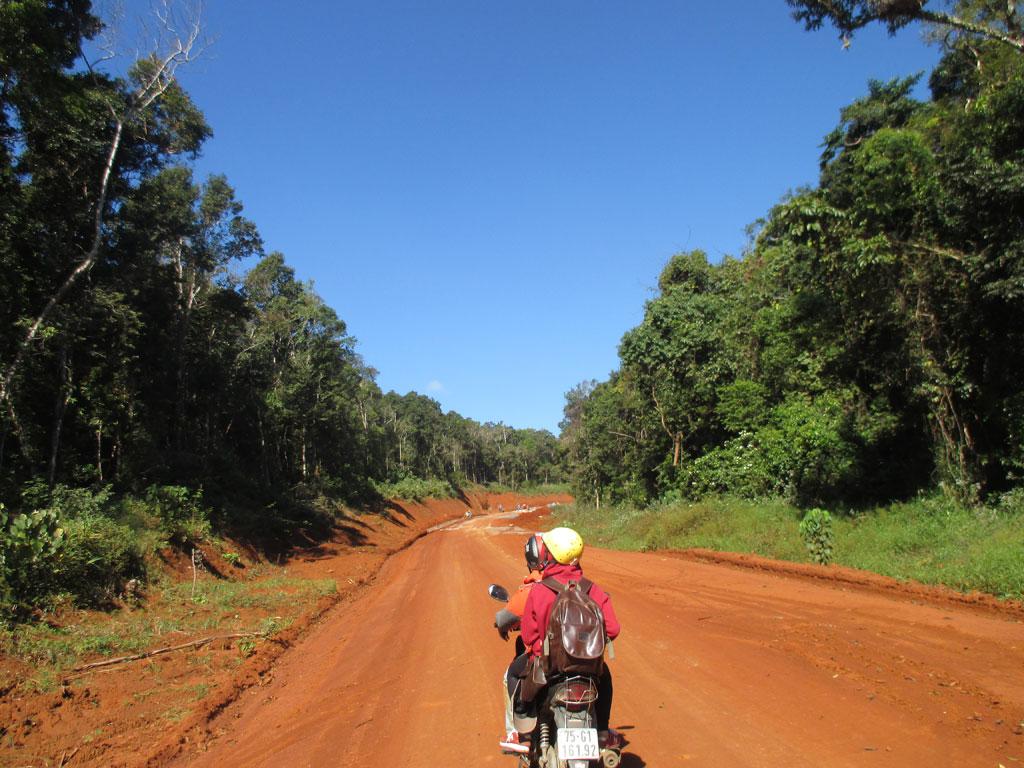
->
xmin=557 ymin=494 xmax=1024 ymax=600
xmin=516 ymin=482 xmax=571 ymax=496
xmin=836 ymin=500 xmax=1024 ymax=599
xmin=558 ymin=497 xmax=807 ymax=561
xmin=0 ymin=576 xmax=338 ymax=687
xmin=162 ymin=574 xmax=337 ymax=612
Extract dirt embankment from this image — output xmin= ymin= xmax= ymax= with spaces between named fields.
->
xmin=0 ymin=492 xmax=569 ymax=768
xmin=667 ymin=548 xmax=1024 ymax=622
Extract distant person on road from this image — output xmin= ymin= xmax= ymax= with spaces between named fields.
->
xmin=495 ymin=533 xmax=545 ymax=754
xmin=519 ymin=527 xmax=622 ymax=751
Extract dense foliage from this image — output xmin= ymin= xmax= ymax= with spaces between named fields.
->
xmin=563 ymin=1 xmax=1024 ymax=511
xmin=0 ymin=1 xmax=565 ymax=617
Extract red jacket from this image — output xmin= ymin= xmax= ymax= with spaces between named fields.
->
xmin=520 ymin=562 xmax=620 ymax=657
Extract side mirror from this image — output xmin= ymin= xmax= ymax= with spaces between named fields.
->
xmin=488 ymin=584 xmax=510 ymax=603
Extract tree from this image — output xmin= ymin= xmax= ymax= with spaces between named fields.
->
xmin=565 ymin=376 xmax=635 ymax=507
xmin=786 ymin=0 xmax=1024 ymax=53
xmin=236 ymin=253 xmax=368 ymax=489
xmin=1 ymin=0 xmax=209 ymax=476
xmin=619 ymin=251 xmax=735 ymax=473
xmin=566 ymin=19 xmax=1024 ymax=504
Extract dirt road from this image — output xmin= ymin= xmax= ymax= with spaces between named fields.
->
xmin=166 ymin=512 xmax=1023 ymax=767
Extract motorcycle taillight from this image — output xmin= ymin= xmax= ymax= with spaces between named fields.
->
xmin=554 ymin=677 xmax=598 ymax=707
xmin=566 ymin=682 xmax=591 ymax=702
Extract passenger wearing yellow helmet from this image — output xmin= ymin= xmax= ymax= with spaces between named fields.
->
xmin=516 ymin=527 xmax=622 ymax=752
xmin=540 ymin=526 xmax=584 ymax=565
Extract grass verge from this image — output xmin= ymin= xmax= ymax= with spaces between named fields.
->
xmin=0 ymin=570 xmax=337 ymax=690
xmin=556 ymin=493 xmax=1024 ymax=600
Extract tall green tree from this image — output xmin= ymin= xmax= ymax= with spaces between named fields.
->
xmin=1 ymin=8 xmax=208 ymax=414
xmin=566 ymin=10 xmax=1024 ymax=504
xmin=1 ymin=1 xmax=210 ymax=484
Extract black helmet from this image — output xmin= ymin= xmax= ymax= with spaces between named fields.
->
xmin=524 ymin=533 xmax=545 ymax=571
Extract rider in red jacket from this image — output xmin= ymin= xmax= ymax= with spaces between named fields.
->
xmin=517 ymin=527 xmax=623 ymax=752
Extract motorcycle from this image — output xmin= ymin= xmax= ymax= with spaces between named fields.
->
xmin=489 ymin=584 xmax=621 ymax=768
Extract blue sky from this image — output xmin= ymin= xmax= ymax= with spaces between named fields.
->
xmin=104 ymin=1 xmax=941 ymax=434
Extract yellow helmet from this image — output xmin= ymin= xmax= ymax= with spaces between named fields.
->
xmin=541 ymin=527 xmax=584 ymax=565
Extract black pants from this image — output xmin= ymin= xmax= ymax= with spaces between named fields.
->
xmin=505 ymin=653 xmax=614 ymax=732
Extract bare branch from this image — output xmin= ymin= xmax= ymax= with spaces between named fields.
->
xmin=71 ymin=631 xmax=262 ymax=672
xmin=900 ymin=238 xmax=985 ymax=265
xmin=918 ymin=7 xmax=1024 ymax=52
xmin=791 ymin=0 xmax=1024 ymax=53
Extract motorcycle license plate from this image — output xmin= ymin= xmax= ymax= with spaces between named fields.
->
xmin=557 ymin=727 xmax=600 ymax=761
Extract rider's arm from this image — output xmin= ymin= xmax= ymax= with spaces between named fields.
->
xmin=494 ymin=607 xmax=520 ymax=633
xmin=520 ymin=587 xmax=543 ymax=655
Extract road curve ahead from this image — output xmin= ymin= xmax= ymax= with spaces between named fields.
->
xmin=169 ymin=513 xmax=1024 ymax=767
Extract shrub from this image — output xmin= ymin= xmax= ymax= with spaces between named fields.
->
xmin=372 ymin=477 xmax=454 ymax=502
xmin=0 ymin=498 xmax=150 ymax=622
xmin=0 ymin=505 xmax=67 ymax=615
xmin=681 ymin=432 xmax=773 ymax=499
xmin=222 ymin=551 xmax=241 ymax=566
xmin=145 ymin=485 xmax=211 ymax=543
xmin=995 ymin=487 xmax=1024 ymax=515
xmin=758 ymin=393 xmax=859 ymax=505
xmin=47 ymin=484 xmax=115 ymax=518
xmin=55 ymin=515 xmax=146 ymax=607
xmin=799 ymin=508 xmax=835 ymax=565
xmin=517 ymin=481 xmax=570 ymax=496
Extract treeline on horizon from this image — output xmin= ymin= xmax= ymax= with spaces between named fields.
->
xmin=561 ymin=1 xmax=1024 ymax=513
xmin=0 ymin=1 xmax=565 ymax=526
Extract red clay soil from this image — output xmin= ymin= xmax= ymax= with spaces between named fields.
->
xmin=5 ymin=497 xmax=1024 ymax=768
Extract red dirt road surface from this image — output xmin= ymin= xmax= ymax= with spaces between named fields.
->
xmin=165 ymin=511 xmax=1024 ymax=768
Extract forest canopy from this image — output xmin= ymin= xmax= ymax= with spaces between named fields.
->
xmin=562 ymin=0 xmax=1024 ymax=510
xmin=0 ymin=2 xmax=564 ymax=517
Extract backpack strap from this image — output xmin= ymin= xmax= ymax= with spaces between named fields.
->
xmin=540 ymin=576 xmax=595 ymax=595
xmin=539 ymin=578 xmax=560 ymax=656
xmin=540 ymin=577 xmax=564 ymax=594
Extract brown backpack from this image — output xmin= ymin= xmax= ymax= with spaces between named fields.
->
xmin=540 ymin=576 xmax=606 ymax=676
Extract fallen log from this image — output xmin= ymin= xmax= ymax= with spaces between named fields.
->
xmin=72 ymin=632 xmax=261 ymax=672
